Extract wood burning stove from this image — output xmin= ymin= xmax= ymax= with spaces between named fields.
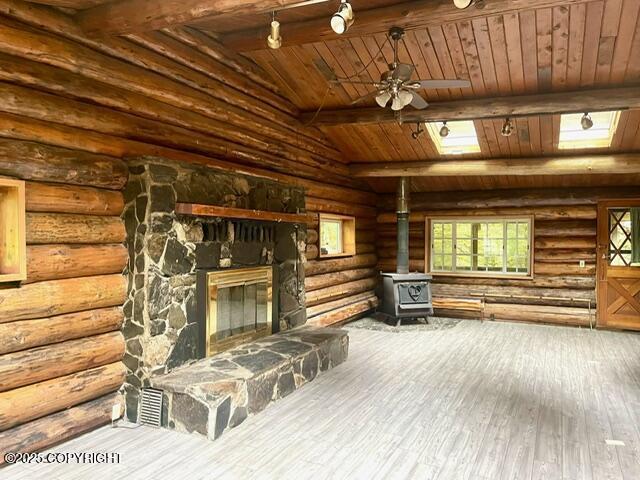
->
xmin=380 ymin=178 xmax=433 ymax=322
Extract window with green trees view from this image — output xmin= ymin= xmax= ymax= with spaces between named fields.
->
xmin=320 ymin=219 xmax=343 ymax=255
xmin=430 ymin=218 xmax=532 ymax=277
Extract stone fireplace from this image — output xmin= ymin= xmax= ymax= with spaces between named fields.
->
xmin=197 ymin=266 xmax=274 ymax=356
xmin=121 ymin=157 xmax=307 ymax=421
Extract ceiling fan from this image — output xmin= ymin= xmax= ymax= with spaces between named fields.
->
xmin=333 ymin=27 xmax=471 ymax=111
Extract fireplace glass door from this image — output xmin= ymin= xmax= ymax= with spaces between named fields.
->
xmin=206 ymin=266 xmax=273 ymax=355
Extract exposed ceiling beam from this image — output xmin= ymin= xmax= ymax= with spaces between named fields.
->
xmin=77 ymin=0 xmax=330 ymax=36
xmin=299 ymin=87 xmax=640 ymax=126
xmin=350 ymin=154 xmax=640 ymax=178
xmin=222 ymin=0 xmax=590 ymax=52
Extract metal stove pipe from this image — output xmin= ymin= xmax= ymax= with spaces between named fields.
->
xmin=396 ymin=177 xmax=410 ymax=275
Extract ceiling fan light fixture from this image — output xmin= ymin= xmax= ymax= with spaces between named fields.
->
xmin=391 ymin=95 xmax=405 ymax=111
xmin=398 ymin=90 xmax=413 ymax=109
xmin=439 ymin=121 xmax=450 ymax=138
xmin=375 ymin=91 xmax=391 ymax=108
xmin=581 ymin=112 xmax=594 ymax=130
xmin=267 ymin=14 xmax=282 ymax=49
xmin=331 ymin=1 xmax=354 ymax=35
xmin=501 ymin=117 xmax=514 ymax=137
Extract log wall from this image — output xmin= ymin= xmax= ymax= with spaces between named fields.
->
xmin=0 ymin=161 xmax=127 ymax=459
xmin=0 ymin=0 xmax=378 ymax=457
xmin=377 ymin=188 xmax=603 ymax=327
xmin=305 ymin=202 xmax=379 ymax=327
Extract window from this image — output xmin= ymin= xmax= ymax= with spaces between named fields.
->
xmin=319 ymin=214 xmax=355 ymax=258
xmin=558 ymin=111 xmax=620 ymax=150
xmin=426 ymin=120 xmax=481 ymax=155
xmin=428 ymin=217 xmax=532 ymax=277
xmin=0 ymin=178 xmax=26 ymax=282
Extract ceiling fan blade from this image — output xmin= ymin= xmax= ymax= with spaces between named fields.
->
xmin=413 ymin=79 xmax=472 ymax=89
xmin=331 ymin=79 xmax=381 ymax=86
xmin=409 ymin=91 xmax=429 ymax=110
xmin=351 ymin=90 xmax=384 ymax=105
xmin=392 ymin=63 xmax=415 ymax=81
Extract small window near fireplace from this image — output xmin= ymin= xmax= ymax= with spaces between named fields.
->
xmin=319 ymin=214 xmax=356 ymax=258
xmin=0 ymin=178 xmax=26 ymax=283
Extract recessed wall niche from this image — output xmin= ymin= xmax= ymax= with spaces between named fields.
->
xmin=0 ymin=177 xmax=26 ymax=283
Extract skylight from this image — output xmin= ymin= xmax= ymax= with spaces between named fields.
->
xmin=558 ymin=111 xmax=620 ymax=150
xmin=426 ymin=120 xmax=481 ymax=155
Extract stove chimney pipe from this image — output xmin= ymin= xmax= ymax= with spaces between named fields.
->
xmin=396 ymin=177 xmax=410 ymax=275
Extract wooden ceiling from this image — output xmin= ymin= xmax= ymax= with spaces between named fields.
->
xmin=26 ymin=0 xmax=640 ymax=192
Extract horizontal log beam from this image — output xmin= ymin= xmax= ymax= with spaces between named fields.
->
xmin=431 ymin=284 xmax=595 ymax=303
xmin=305 ymin=197 xmax=377 ymax=218
xmin=306 ymin=244 xmax=319 ymax=261
xmin=0 ymin=331 xmax=125 ymax=392
xmin=0 ymin=274 xmax=127 ymax=323
xmin=0 ymin=393 xmax=123 ymax=462
xmin=306 ymin=291 xmax=378 ymax=318
xmin=300 ymin=87 xmax=640 ymax=125
xmin=381 ymin=187 xmax=640 ymax=211
xmin=432 ymin=275 xmax=596 ymax=290
xmin=0 ymin=138 xmax=127 ymax=190
xmin=78 ymin=0 xmax=331 ymax=36
xmin=0 ymin=307 xmax=123 ymax=355
xmin=484 ymin=303 xmax=591 ymax=326
xmin=305 ymin=253 xmax=377 ymax=276
xmin=305 ymin=268 xmax=377 ymax=292
xmin=535 ymin=220 xmax=596 ymax=237
xmin=535 ymin=237 xmax=596 ymax=250
xmin=307 ymin=295 xmax=379 ymax=327
xmin=0 ymin=362 xmax=125 ymax=430
xmin=351 ymin=154 xmax=640 ymax=177
xmin=377 ymin=206 xmax=596 ymax=223
xmin=305 ymin=277 xmax=378 ymax=307
xmin=535 ymin=249 xmax=596 ymax=263
xmin=26 ymin=244 xmax=128 ymax=284
xmin=26 ymin=213 xmax=126 ymax=244
xmin=223 ymin=0 xmax=590 ymax=52
xmin=25 ymin=182 xmax=125 ymax=216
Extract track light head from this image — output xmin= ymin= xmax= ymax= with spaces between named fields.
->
xmin=454 ymin=0 xmax=475 ymax=9
xmin=412 ymin=123 xmax=424 ymax=140
xmin=331 ymin=1 xmax=354 ymax=35
xmin=581 ymin=112 xmax=594 ymax=130
xmin=439 ymin=121 xmax=450 ymax=138
xmin=501 ymin=117 xmax=514 ymax=137
xmin=267 ymin=17 xmax=282 ymax=49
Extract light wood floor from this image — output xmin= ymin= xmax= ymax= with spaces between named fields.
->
xmin=5 ymin=320 xmax=640 ymax=480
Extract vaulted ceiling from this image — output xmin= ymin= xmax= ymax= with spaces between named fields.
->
xmin=26 ymin=0 xmax=640 ymax=192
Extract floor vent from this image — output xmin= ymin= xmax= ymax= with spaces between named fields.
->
xmin=139 ymin=388 xmax=164 ymax=427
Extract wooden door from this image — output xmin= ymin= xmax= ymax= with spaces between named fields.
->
xmin=597 ymin=199 xmax=640 ymax=330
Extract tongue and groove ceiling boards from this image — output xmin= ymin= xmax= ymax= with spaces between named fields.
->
xmin=31 ymin=0 xmax=640 ymax=192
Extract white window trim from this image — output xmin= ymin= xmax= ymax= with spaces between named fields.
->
xmin=425 ymin=216 xmax=534 ymax=280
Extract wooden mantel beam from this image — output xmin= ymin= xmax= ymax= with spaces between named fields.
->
xmin=222 ymin=0 xmax=590 ymax=52
xmin=350 ymin=154 xmax=640 ymax=178
xmin=299 ymin=87 xmax=640 ymax=126
xmin=77 ymin=0 xmax=330 ymax=36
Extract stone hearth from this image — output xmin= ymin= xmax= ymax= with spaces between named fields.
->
xmin=121 ymin=157 xmax=307 ymax=422
xmin=152 ymin=327 xmax=349 ymax=440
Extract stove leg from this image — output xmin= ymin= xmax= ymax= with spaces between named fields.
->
xmin=396 ymin=318 xmax=402 ymax=327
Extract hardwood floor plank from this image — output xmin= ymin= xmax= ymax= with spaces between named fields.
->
xmin=3 ymin=320 xmax=640 ymax=480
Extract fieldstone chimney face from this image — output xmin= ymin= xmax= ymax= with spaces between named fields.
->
xmin=121 ymin=157 xmax=307 ymax=421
